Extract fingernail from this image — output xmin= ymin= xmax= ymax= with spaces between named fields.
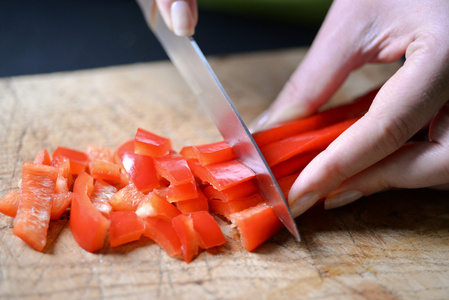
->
xmin=248 ymin=110 xmax=271 ymax=133
xmin=324 ymin=190 xmax=363 ymax=210
xmin=171 ymin=1 xmax=194 ymax=36
xmin=290 ymin=192 xmax=320 ymax=218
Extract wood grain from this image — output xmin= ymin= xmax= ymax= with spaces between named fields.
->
xmin=1 ymin=48 xmax=448 ymax=299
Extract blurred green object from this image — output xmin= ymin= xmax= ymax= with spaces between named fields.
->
xmin=197 ymin=0 xmax=332 ymax=27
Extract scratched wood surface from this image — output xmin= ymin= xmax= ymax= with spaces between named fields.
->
xmin=1 ymin=48 xmax=448 ymax=299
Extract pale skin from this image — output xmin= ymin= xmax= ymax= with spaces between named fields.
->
xmin=158 ymin=0 xmax=449 ymax=217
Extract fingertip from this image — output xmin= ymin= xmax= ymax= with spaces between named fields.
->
xmin=171 ymin=1 xmax=195 ymax=36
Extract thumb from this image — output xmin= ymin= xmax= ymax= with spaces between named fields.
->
xmin=154 ymin=0 xmax=198 ymax=36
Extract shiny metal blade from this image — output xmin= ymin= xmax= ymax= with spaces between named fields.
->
xmin=137 ymin=0 xmax=300 ymax=241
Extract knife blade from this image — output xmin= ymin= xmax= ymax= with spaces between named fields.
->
xmin=137 ymin=0 xmax=300 ymax=241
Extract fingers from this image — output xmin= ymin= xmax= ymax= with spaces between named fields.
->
xmin=325 ymin=103 xmax=449 ymax=209
xmin=288 ymin=36 xmax=449 ymax=218
xmin=250 ymin=0 xmax=382 ymax=131
xmin=155 ymin=0 xmax=198 ymax=36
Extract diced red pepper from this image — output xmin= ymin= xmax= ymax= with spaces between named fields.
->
xmin=261 ymin=118 xmax=359 ymax=166
xmin=52 ymin=146 xmax=89 ymax=175
xmin=0 ymin=189 xmax=21 ymax=218
xmin=154 ymin=155 xmax=195 ymax=185
xmin=203 ymin=180 xmax=258 ymax=202
xmin=188 ymin=160 xmax=255 ymax=191
xmin=115 ymin=139 xmax=160 ymax=193
xmin=172 ymin=214 xmax=199 ymax=263
xmin=271 ymin=151 xmax=318 ymax=179
xmin=167 ymin=181 xmax=197 ymax=202
xmin=109 ymin=183 xmax=146 ymax=211
xmin=229 ymin=202 xmax=284 ymax=252
xmin=109 ymin=211 xmax=145 ymax=247
xmin=50 ymin=191 xmax=72 ymax=220
xmin=69 ymin=172 xmax=110 ymax=253
xmin=189 ymin=211 xmax=226 ymax=249
xmin=33 ymin=149 xmax=51 ymax=165
xmin=143 ymin=217 xmax=182 ymax=258
xmin=14 ymin=162 xmax=58 ymax=252
xmin=208 ymin=193 xmax=263 ymax=219
xmin=135 ymin=192 xmax=181 ymax=220
xmin=180 ymin=141 xmax=236 ymax=165
xmin=176 ymin=189 xmax=209 ymax=214
xmin=51 ymin=155 xmax=73 ymax=190
xmin=91 ymin=180 xmax=117 ymax=217
xmin=89 ymin=160 xmax=121 ymax=183
xmin=134 ymin=128 xmax=172 ymax=158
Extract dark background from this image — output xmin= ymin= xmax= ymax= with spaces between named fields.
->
xmin=0 ymin=0 xmax=324 ymax=78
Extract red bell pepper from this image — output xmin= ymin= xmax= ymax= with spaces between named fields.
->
xmin=33 ymin=149 xmax=51 ymax=165
xmin=0 ymin=189 xmax=20 ymax=218
xmin=175 ymin=189 xmax=209 ymax=214
xmin=253 ymin=87 xmax=378 ymax=147
xmin=13 ymin=162 xmax=58 ymax=252
xmin=189 ymin=211 xmax=226 ymax=249
xmin=208 ymin=193 xmax=264 ymax=219
xmin=143 ymin=217 xmax=182 ymax=258
xmin=85 ymin=145 xmax=115 ymax=163
xmin=154 ymin=155 xmax=195 ymax=185
xmin=172 ymin=214 xmax=199 ymax=263
xmin=91 ymin=180 xmax=117 ymax=217
xmin=167 ymin=181 xmax=198 ymax=202
xmin=115 ymin=139 xmax=160 ymax=193
xmin=69 ymin=172 xmax=110 ymax=253
xmin=229 ymin=202 xmax=284 ymax=252
xmin=52 ymin=146 xmax=89 ymax=175
xmin=180 ymin=141 xmax=236 ymax=165
xmin=89 ymin=160 xmax=121 ymax=183
xmin=109 ymin=183 xmax=146 ymax=211
xmin=261 ymin=118 xmax=359 ymax=167
xmin=203 ymin=180 xmax=258 ymax=202
xmin=271 ymin=151 xmax=318 ymax=179
xmin=134 ymin=127 xmax=172 ymax=158
xmin=109 ymin=211 xmax=145 ymax=247
xmin=135 ymin=192 xmax=181 ymax=220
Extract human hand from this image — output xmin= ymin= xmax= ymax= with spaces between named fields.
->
xmin=251 ymin=0 xmax=449 ymax=217
xmin=152 ymin=0 xmax=198 ymax=36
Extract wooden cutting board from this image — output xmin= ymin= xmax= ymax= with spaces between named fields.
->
xmin=1 ymin=48 xmax=448 ymax=299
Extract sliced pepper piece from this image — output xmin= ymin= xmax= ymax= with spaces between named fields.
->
xmin=134 ymin=127 xmax=172 ymax=158
xmin=115 ymin=139 xmax=160 ymax=193
xmin=33 ymin=149 xmax=51 ymax=165
xmin=180 ymin=141 xmax=236 ymax=165
xmin=167 ymin=181 xmax=198 ymax=202
xmin=143 ymin=217 xmax=182 ymax=258
xmin=203 ymin=180 xmax=258 ymax=202
xmin=70 ymin=172 xmax=110 ymax=253
xmin=109 ymin=183 xmax=146 ymax=211
xmin=52 ymin=146 xmax=89 ymax=175
xmin=89 ymin=160 xmax=121 ymax=183
xmin=208 ymin=193 xmax=263 ymax=219
xmin=172 ymin=214 xmax=199 ymax=263
xmin=229 ymin=202 xmax=284 ymax=252
xmin=188 ymin=160 xmax=255 ymax=191
xmin=253 ymin=87 xmax=377 ymax=146
xmin=176 ymin=189 xmax=209 ymax=214
xmin=0 ymin=189 xmax=21 ymax=218
xmin=190 ymin=211 xmax=226 ymax=249
xmin=14 ymin=162 xmax=58 ymax=252
xmin=154 ymin=155 xmax=195 ymax=185
xmin=109 ymin=211 xmax=145 ymax=247
xmin=271 ymin=151 xmax=318 ymax=179
xmin=86 ymin=145 xmax=115 ymax=163
xmin=91 ymin=180 xmax=117 ymax=217
xmin=261 ymin=118 xmax=359 ymax=167
xmin=135 ymin=192 xmax=181 ymax=220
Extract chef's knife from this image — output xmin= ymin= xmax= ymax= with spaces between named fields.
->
xmin=137 ymin=0 xmax=300 ymax=241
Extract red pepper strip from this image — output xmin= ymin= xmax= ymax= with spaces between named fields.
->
xmin=172 ymin=214 xmax=200 ymax=263
xmin=190 ymin=211 xmax=226 ymax=249
xmin=89 ymin=160 xmax=121 ymax=183
xmin=229 ymin=202 xmax=284 ymax=252
xmin=13 ymin=162 xmax=58 ymax=252
xmin=188 ymin=160 xmax=255 ymax=191
xmin=180 ymin=141 xmax=236 ymax=165
xmin=135 ymin=192 xmax=181 ymax=220
xmin=271 ymin=152 xmax=318 ymax=179
xmin=134 ymin=127 xmax=172 ymax=158
xmin=33 ymin=149 xmax=51 ymax=165
xmin=253 ymin=87 xmax=378 ymax=147
xmin=91 ymin=180 xmax=116 ymax=217
xmin=203 ymin=180 xmax=258 ymax=202
xmin=208 ymin=193 xmax=264 ymax=219
xmin=109 ymin=211 xmax=145 ymax=247
xmin=143 ymin=217 xmax=182 ymax=258
xmin=176 ymin=189 xmax=209 ymax=214
xmin=52 ymin=146 xmax=89 ymax=175
xmin=261 ymin=118 xmax=359 ymax=167
xmin=277 ymin=173 xmax=300 ymax=198
xmin=115 ymin=139 xmax=160 ymax=193
xmin=154 ymin=155 xmax=195 ymax=185
xmin=109 ymin=183 xmax=146 ymax=211
xmin=167 ymin=181 xmax=198 ymax=202
xmin=0 ymin=189 xmax=20 ymax=218
xmin=70 ymin=172 xmax=110 ymax=253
